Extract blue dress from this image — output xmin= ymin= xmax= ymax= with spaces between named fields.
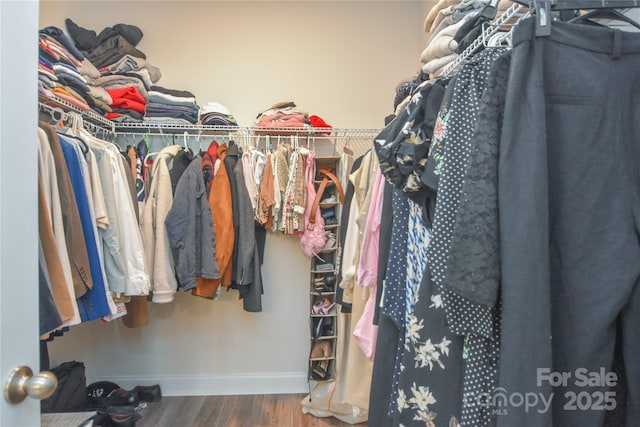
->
xmin=59 ymin=135 xmax=111 ymax=321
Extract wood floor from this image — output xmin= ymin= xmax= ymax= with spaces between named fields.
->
xmin=137 ymin=394 xmax=368 ymax=427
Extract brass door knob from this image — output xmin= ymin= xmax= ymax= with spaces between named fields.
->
xmin=4 ymin=365 xmax=57 ymax=404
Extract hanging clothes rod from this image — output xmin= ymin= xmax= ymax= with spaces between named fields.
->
xmin=39 ymin=98 xmax=381 ymax=140
xmin=112 ymin=123 xmax=382 ymax=139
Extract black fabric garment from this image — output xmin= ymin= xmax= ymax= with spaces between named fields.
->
xmin=393 ymin=266 xmax=464 ymax=427
xmin=83 ymin=35 xmax=146 ymax=70
xmin=64 ymin=18 xmax=98 ymax=51
xmin=384 ymin=114 xmax=396 ymax=125
xmin=445 ymin=50 xmax=510 ymax=308
xmin=238 ymin=225 xmax=266 ymax=312
xmin=150 ymin=85 xmax=196 ymax=98
xmin=224 ymin=142 xmax=241 ymax=287
xmin=456 ymin=24 xmax=484 ymax=54
xmin=65 ymin=18 xmax=143 ymax=51
xmin=605 ymin=329 xmax=627 ymax=426
xmin=381 ymin=188 xmax=410 ymax=328
xmin=233 ymin=158 xmax=263 ymax=312
xmin=39 ymin=252 xmax=63 ymax=336
xmin=367 ymin=313 xmax=400 ymax=427
xmin=379 ymin=189 xmax=410 ymax=418
xmin=452 ymin=51 xmax=510 ymax=427
xmin=453 ymin=13 xmax=487 ymax=46
xmin=497 ymin=17 xmax=640 ymax=427
xmin=169 ymin=150 xmax=193 ymax=196
xmin=374 ymin=79 xmax=446 ymax=203
xmin=111 ymin=109 xmax=144 ymax=121
xmin=425 ymin=48 xmax=507 ymax=427
xmin=97 ymin=23 xmax=143 ymax=47
xmin=422 ymin=78 xmax=456 ymax=197
xmin=454 ymin=13 xmax=485 ymax=43
xmin=393 ymin=74 xmax=426 ymax=111
xmin=40 ymin=340 xmax=50 ymax=371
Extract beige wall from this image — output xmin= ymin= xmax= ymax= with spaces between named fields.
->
xmin=41 ymin=0 xmax=424 ymax=128
xmin=40 ymin=1 xmax=426 ymax=395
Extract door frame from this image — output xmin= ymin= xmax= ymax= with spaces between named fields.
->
xmin=0 ymin=1 xmax=41 ymax=425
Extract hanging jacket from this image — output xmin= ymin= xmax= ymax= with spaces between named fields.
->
xmin=40 ymin=123 xmax=93 ymax=299
xmin=208 ymin=145 xmax=235 ymax=288
xmin=140 ymin=145 xmax=181 ymax=303
xmin=224 ymin=142 xmax=241 ymax=285
xmin=38 ymin=126 xmax=81 ymax=326
xmin=165 ymin=156 xmax=221 ymax=294
xmin=58 ymin=134 xmax=112 ymax=321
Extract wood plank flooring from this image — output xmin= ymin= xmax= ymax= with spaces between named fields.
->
xmin=137 ymin=394 xmax=368 ymax=427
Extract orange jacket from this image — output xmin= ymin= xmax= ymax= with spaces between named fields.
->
xmin=207 ymin=144 xmax=235 ymax=290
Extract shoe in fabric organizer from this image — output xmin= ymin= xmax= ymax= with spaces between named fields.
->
xmin=319 ymin=193 xmax=337 ymax=204
xmin=309 ymin=340 xmax=334 ymax=381
xmin=320 ymin=207 xmax=338 ymax=227
xmin=320 ymin=231 xmax=337 ymax=251
xmin=313 ymin=252 xmax=336 ymax=273
xmin=313 ymin=273 xmax=336 ymax=293
xmin=311 ymin=296 xmax=336 ymax=316
xmin=311 ymin=316 xmax=336 ymax=339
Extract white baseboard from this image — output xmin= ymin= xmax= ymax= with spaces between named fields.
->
xmin=90 ymin=371 xmax=310 ymax=396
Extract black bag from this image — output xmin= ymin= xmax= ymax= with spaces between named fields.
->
xmin=41 ymin=361 xmax=87 ymax=413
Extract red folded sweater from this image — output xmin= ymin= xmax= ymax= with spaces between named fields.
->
xmin=105 ymin=86 xmax=147 ymax=114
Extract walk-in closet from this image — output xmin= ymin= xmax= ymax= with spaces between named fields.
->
xmin=1 ymin=1 xmax=639 ymax=426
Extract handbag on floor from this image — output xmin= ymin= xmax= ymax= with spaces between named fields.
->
xmin=41 ymin=360 xmax=87 ymax=413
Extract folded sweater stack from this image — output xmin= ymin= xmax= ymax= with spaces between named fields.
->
xmin=199 ymin=102 xmax=238 ymax=127
xmin=255 ymin=101 xmax=311 ymax=134
xmin=64 ymin=19 xmax=162 ymax=123
xmin=145 ymin=86 xmax=200 ymax=124
xmin=420 ymin=0 xmax=522 ymax=78
xmin=38 ymin=26 xmax=95 ymax=111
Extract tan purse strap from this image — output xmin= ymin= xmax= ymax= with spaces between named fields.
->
xmin=318 ymin=168 xmax=345 ymax=203
xmin=308 ymin=168 xmax=344 ymax=228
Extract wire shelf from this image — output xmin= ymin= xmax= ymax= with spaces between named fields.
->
xmin=38 ymin=95 xmax=115 ymax=131
xmin=112 ymin=122 xmax=382 ymax=139
xmin=38 ymin=98 xmax=382 ymax=141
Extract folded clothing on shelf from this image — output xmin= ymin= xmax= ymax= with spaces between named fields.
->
xmin=199 ymin=101 xmax=238 ymax=126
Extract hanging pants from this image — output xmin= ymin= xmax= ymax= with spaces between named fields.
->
xmin=497 ymin=16 xmax=640 ymax=427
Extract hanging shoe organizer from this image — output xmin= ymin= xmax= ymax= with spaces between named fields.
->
xmin=308 ymin=152 xmax=344 ymax=382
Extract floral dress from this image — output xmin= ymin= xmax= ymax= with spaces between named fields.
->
xmin=392 ymin=84 xmax=461 ymax=425
xmin=394 ymin=48 xmax=509 ymax=427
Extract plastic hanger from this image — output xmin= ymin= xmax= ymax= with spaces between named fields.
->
xmin=569 ymin=8 xmax=640 ymax=30
xmin=518 ymin=1 xmax=640 ymax=36
xmin=479 ymin=0 xmax=501 ymax=20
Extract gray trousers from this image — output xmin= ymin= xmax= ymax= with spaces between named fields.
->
xmin=497 ymin=17 xmax=640 ymax=427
